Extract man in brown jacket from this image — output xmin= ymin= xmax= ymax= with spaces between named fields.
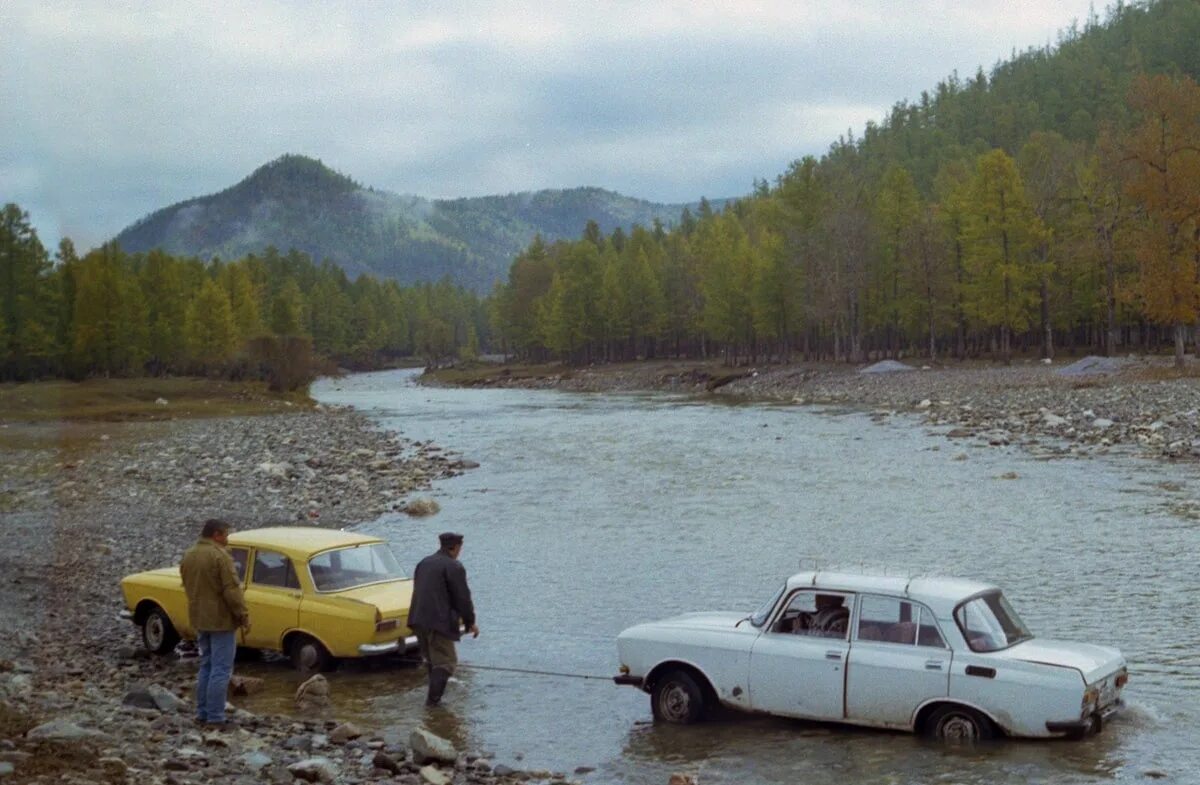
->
xmin=407 ymin=532 xmax=478 ymax=706
xmin=180 ymin=519 xmax=249 ymax=726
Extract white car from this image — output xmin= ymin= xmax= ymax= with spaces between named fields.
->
xmin=614 ymin=571 xmax=1128 ymax=741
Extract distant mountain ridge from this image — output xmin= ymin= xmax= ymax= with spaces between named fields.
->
xmin=114 ymin=155 xmax=716 ymax=291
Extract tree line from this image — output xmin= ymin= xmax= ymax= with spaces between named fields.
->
xmin=0 ymin=213 xmax=487 ymax=384
xmin=490 ymin=0 xmax=1200 ymax=368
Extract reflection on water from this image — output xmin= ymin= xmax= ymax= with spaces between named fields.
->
xmin=291 ymin=369 xmax=1200 ymax=783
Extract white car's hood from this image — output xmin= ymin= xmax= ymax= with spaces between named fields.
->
xmin=992 ymin=638 xmax=1125 ymax=683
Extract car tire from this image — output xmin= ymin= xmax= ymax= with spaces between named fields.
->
xmin=290 ymin=635 xmax=334 ymax=673
xmin=924 ymin=704 xmax=995 ymax=743
xmin=651 ymin=669 xmax=706 ymax=724
xmin=141 ymin=606 xmax=181 ymax=655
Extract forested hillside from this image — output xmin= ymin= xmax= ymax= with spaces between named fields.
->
xmin=0 ymin=203 xmax=485 ymax=383
xmin=113 ymin=155 xmax=699 ymax=292
xmin=491 ymin=0 xmax=1200 ymax=367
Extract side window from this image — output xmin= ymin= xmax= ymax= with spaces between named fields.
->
xmin=856 ymin=596 xmax=917 ymax=645
xmin=773 ymin=591 xmax=851 ymax=639
xmin=251 ymin=549 xmax=299 ymax=589
xmin=228 ymin=548 xmax=249 ymax=583
xmin=917 ymin=607 xmax=947 ymax=648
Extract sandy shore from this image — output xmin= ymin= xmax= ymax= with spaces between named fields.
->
xmin=0 ymin=405 xmax=573 ymax=785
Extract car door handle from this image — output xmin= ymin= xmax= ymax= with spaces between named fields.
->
xmin=825 ymin=650 xmax=843 ymax=661
xmin=925 ymin=659 xmax=944 ymax=670
xmin=289 ymin=592 xmax=303 ymax=600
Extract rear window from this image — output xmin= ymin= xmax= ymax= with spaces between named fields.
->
xmin=308 ymin=543 xmax=406 ymax=592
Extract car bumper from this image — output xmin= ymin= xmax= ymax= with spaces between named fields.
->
xmin=358 ymin=635 xmax=419 ymax=657
xmin=1046 ymin=700 xmax=1123 ymax=736
xmin=613 ymin=674 xmax=644 ymax=688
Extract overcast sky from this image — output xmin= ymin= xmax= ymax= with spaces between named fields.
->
xmin=3 ymin=1 xmax=1101 ymax=250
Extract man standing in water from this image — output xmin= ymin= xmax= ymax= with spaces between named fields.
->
xmin=180 ymin=519 xmax=249 ymax=726
xmin=408 ymin=532 xmax=479 ymax=707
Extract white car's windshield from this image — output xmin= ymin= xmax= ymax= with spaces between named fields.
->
xmin=955 ymin=592 xmax=1032 ymax=652
xmin=750 ymin=584 xmax=786 ymax=628
xmin=309 ymin=543 xmax=406 ymax=591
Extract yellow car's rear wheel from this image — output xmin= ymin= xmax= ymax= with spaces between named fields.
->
xmin=141 ymin=606 xmax=180 ymax=655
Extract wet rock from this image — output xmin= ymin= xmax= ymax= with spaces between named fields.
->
xmin=372 ymin=751 xmax=403 ymax=774
xmin=295 ymin=673 xmax=330 ymax=711
xmin=241 ymin=751 xmax=273 ymax=771
xmin=329 ymin=722 xmax=362 ymax=744
xmin=26 ymin=719 xmax=113 ymax=743
xmin=287 ymin=756 xmax=338 ymax=783
xmin=122 ymin=685 xmax=159 ymax=710
xmin=403 ymin=498 xmax=441 ymax=517
xmin=668 ymin=774 xmax=697 ymax=785
xmin=420 ymin=764 xmax=451 ymax=785
xmin=148 ymin=683 xmax=186 ymax=712
xmin=409 ymin=726 xmax=457 ymax=765
xmin=229 ymin=675 xmax=264 ymax=696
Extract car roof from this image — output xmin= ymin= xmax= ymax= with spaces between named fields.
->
xmin=227 ymin=526 xmax=383 ymax=558
xmin=784 ymin=570 xmax=999 ymax=617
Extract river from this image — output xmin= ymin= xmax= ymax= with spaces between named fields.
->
xmin=245 ymin=368 xmax=1195 ymax=783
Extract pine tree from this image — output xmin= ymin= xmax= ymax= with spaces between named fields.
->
xmin=185 ymin=278 xmax=237 ymax=371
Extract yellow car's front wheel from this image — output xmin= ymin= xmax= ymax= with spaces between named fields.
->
xmin=289 ymin=634 xmax=334 ymax=673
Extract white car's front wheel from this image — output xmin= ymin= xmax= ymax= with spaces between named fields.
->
xmin=651 ymin=669 xmax=705 ymax=724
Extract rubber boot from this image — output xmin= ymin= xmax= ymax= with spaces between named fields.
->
xmin=426 ymin=667 xmax=450 ymax=707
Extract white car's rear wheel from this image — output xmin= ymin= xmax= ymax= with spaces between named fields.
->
xmin=651 ymin=669 xmax=705 ymax=724
xmin=925 ymin=704 xmax=995 ymax=742
xmin=141 ymin=606 xmax=181 ymax=655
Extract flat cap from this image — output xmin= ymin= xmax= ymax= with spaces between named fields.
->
xmin=438 ymin=532 xmax=464 ymax=547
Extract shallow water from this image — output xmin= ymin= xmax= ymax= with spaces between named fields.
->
xmin=240 ymin=369 xmax=1199 ymax=783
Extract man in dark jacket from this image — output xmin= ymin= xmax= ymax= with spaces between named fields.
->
xmin=407 ymin=532 xmax=478 ymax=706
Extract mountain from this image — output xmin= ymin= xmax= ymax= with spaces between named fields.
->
xmin=113 ymin=155 xmax=714 ymax=292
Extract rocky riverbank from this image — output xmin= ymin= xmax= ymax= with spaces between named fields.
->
xmin=430 ymin=355 xmax=1200 ymax=462
xmin=0 ymin=404 xmax=577 ymax=785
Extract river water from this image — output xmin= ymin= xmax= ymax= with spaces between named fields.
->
xmin=248 ymin=368 xmax=1196 ymax=783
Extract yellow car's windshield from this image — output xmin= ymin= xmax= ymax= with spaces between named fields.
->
xmin=309 ymin=543 xmax=406 ymax=592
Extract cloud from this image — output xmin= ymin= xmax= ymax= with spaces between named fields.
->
xmin=2 ymin=0 xmax=1098 ymax=249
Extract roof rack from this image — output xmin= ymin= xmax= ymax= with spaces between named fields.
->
xmin=796 ymin=559 xmax=939 ymax=596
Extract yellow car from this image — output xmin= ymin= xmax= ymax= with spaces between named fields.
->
xmin=119 ymin=527 xmax=415 ymax=671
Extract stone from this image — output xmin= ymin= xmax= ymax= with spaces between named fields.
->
xmin=287 ymin=757 xmax=338 ymax=784
xmin=25 ymin=719 xmax=113 ymax=743
xmin=229 ymin=675 xmax=265 ymax=696
xmin=329 ymin=722 xmax=362 ymax=744
xmin=283 ymin=735 xmax=313 ymax=752
xmin=241 ymin=751 xmax=273 ymax=771
xmin=403 ymin=498 xmax=441 ymax=517
xmin=410 ymin=726 xmax=457 ymax=765
xmin=122 ymin=686 xmax=158 ymax=710
xmin=148 ymin=684 xmax=186 ymax=712
xmin=156 ymin=397 xmax=169 ymax=406
xmin=917 ymin=399 xmax=932 ymax=408
xmin=492 ymin=764 xmax=518 ymax=777
xmin=372 ymin=751 xmax=403 ymax=774
xmin=1041 ymin=411 xmax=1068 ymax=427
xmin=295 ymin=673 xmax=329 ymax=701
xmin=98 ymin=757 xmax=128 ymax=778
xmin=1092 ymin=418 xmax=1115 ymax=429
xmin=0 ymin=762 xmax=12 ymax=778
xmin=419 ymin=765 xmax=451 ymax=785
xmin=668 ymin=774 xmax=697 ymax=785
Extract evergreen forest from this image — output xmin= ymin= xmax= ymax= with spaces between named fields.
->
xmin=490 ymin=0 xmax=1200 ymax=368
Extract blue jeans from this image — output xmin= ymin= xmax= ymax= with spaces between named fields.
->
xmin=195 ymin=630 xmax=237 ymax=723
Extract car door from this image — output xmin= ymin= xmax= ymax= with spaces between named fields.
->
xmin=242 ymin=548 xmax=301 ymax=651
xmin=747 ymin=589 xmax=852 ymax=720
xmin=845 ymin=595 xmax=951 ymax=728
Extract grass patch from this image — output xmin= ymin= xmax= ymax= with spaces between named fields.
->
xmin=0 ymin=377 xmax=313 ymax=424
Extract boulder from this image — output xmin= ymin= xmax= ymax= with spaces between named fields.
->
xmin=409 ymin=726 xmax=457 ymax=765
xmin=229 ymin=675 xmax=265 ymax=696
xmin=25 ymin=720 xmax=112 ymax=744
xmin=148 ymin=684 xmax=186 ymax=712
xmin=372 ymin=751 xmax=402 ymax=774
xmin=121 ymin=686 xmax=158 ymax=710
xmin=420 ymin=765 xmax=451 ymax=785
xmin=403 ymin=498 xmax=441 ymax=517
xmin=329 ymin=722 xmax=361 ymax=744
xmin=287 ymin=757 xmax=337 ymax=784
xmin=295 ymin=674 xmax=329 ymax=703
xmin=241 ymin=751 xmax=273 ymax=771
